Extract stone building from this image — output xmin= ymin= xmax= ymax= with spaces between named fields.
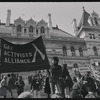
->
xmin=0 ymin=8 xmax=100 ymax=77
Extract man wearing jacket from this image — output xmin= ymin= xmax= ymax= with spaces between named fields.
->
xmin=49 ymin=56 xmax=63 ymax=96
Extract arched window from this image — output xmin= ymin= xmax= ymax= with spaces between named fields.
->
xmin=41 ymin=27 xmax=45 ymax=34
xmin=17 ymin=25 xmax=21 ymax=32
xmin=90 ymin=19 xmax=94 ymax=26
xmin=62 ymin=46 xmax=67 ymax=55
xmin=79 ymin=47 xmax=83 ymax=56
xmin=92 ymin=34 xmax=95 ymax=39
xmin=36 ymin=29 xmax=38 ymax=34
xmin=93 ymin=46 xmax=98 ymax=56
xmin=24 ymin=28 xmax=26 ymax=33
xmin=71 ymin=47 xmax=75 ymax=56
xmin=29 ymin=25 xmax=33 ymax=33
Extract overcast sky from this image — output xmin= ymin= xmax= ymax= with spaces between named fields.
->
xmin=0 ymin=2 xmax=100 ymax=35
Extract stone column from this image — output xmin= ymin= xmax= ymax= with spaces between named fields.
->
xmin=34 ymin=28 xmax=36 ymax=36
xmin=75 ymin=48 xmax=80 ymax=56
xmin=87 ymin=47 xmax=93 ymax=56
xmin=67 ymin=47 xmax=71 ymax=56
xmin=83 ymin=48 xmax=87 ymax=56
xmin=97 ymin=47 xmax=100 ymax=56
xmin=38 ymin=28 xmax=40 ymax=36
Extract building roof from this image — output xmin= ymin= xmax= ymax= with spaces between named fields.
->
xmin=51 ymin=27 xmax=76 ymax=38
xmin=0 ymin=25 xmax=13 ymax=33
xmin=78 ymin=8 xmax=90 ymax=30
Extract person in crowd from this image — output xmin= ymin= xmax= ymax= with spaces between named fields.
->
xmin=44 ymin=73 xmax=51 ymax=98
xmin=70 ymin=77 xmax=83 ymax=98
xmin=10 ymin=73 xmax=17 ymax=89
xmin=18 ymin=91 xmax=33 ymax=98
xmin=28 ymin=76 xmax=32 ymax=85
xmin=15 ymin=76 xmax=25 ymax=96
xmin=61 ymin=64 xmax=73 ymax=98
xmin=80 ymin=75 xmax=88 ymax=98
xmin=96 ymin=80 xmax=100 ymax=96
xmin=48 ymin=56 xmax=63 ymax=96
xmin=85 ymin=86 xmax=100 ymax=98
xmin=0 ymin=76 xmax=7 ymax=98
xmin=31 ymin=75 xmax=40 ymax=98
xmin=84 ymin=71 xmax=96 ymax=93
xmin=6 ymin=74 xmax=13 ymax=98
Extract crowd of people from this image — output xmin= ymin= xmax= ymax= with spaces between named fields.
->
xmin=0 ymin=56 xmax=100 ymax=98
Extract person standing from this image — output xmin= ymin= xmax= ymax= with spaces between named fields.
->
xmin=49 ymin=57 xmax=63 ymax=96
xmin=15 ymin=76 xmax=25 ymax=96
xmin=61 ymin=64 xmax=73 ymax=98
xmin=6 ymin=74 xmax=13 ymax=98
xmin=44 ymin=74 xmax=51 ymax=98
xmin=84 ymin=72 xmax=96 ymax=93
xmin=0 ymin=76 xmax=7 ymax=98
xmin=31 ymin=75 xmax=40 ymax=98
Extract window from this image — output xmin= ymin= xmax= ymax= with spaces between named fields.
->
xmin=89 ymin=34 xmax=92 ymax=39
xmin=89 ymin=33 xmax=95 ymax=39
xmin=36 ymin=29 xmax=38 ymax=34
xmin=62 ymin=46 xmax=67 ymax=55
xmin=79 ymin=47 xmax=83 ymax=56
xmin=29 ymin=26 xmax=33 ymax=33
xmin=92 ymin=34 xmax=95 ymax=39
xmin=98 ymin=34 xmax=100 ymax=39
xmin=71 ymin=47 xmax=75 ymax=56
xmin=93 ymin=46 xmax=98 ymax=56
xmin=90 ymin=19 xmax=94 ymax=26
xmin=41 ymin=27 xmax=45 ymax=33
xmin=24 ymin=29 xmax=26 ymax=33
xmin=17 ymin=25 xmax=21 ymax=32
xmin=94 ymin=17 xmax=98 ymax=26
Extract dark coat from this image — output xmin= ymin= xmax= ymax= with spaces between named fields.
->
xmin=15 ymin=80 xmax=25 ymax=94
xmin=44 ymin=77 xmax=51 ymax=94
xmin=49 ymin=64 xmax=62 ymax=83
xmin=62 ymin=68 xmax=73 ymax=88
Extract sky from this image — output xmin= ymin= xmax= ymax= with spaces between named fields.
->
xmin=0 ymin=2 xmax=100 ymax=35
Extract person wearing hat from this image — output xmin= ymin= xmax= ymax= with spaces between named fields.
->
xmin=48 ymin=56 xmax=63 ymax=96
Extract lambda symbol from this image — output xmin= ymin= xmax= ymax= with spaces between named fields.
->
xmin=31 ymin=43 xmax=45 ymax=62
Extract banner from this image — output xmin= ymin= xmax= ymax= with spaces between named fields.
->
xmin=1 ymin=36 xmax=50 ymax=73
xmin=79 ymin=66 xmax=90 ymax=75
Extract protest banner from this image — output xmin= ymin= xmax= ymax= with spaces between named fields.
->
xmin=0 ymin=36 xmax=50 ymax=73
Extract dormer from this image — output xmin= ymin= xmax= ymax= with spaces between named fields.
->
xmin=37 ymin=19 xmax=47 ymax=28
xmin=26 ymin=18 xmax=36 ymax=27
xmin=14 ymin=17 xmax=25 ymax=27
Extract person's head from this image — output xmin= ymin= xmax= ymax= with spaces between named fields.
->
xmin=7 ymin=74 xmax=11 ymax=77
xmin=52 ymin=56 xmax=59 ymax=65
xmin=87 ymin=71 xmax=91 ymax=77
